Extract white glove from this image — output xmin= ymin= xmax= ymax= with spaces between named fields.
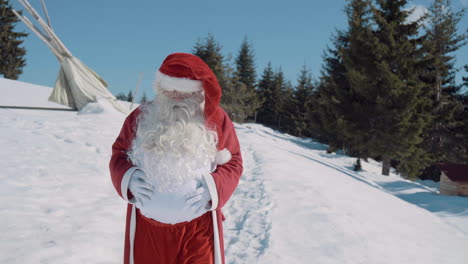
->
xmin=184 ymin=178 xmax=212 ymax=215
xmin=128 ymin=169 xmax=153 ymax=206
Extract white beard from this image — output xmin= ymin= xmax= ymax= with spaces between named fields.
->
xmin=128 ymin=92 xmax=218 ymax=192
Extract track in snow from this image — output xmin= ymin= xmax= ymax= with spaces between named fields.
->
xmin=224 ymin=125 xmax=273 ymax=264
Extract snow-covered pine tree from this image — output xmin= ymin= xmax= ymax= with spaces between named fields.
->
xmin=0 ymin=0 xmax=27 ymax=79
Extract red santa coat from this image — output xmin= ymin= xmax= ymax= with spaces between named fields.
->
xmin=109 ymin=105 xmax=243 ymax=264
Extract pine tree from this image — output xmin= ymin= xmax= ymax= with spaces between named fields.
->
xmin=139 ymin=91 xmax=148 ymax=104
xmin=234 ymin=36 xmax=262 ymax=120
xmin=192 ymin=34 xmax=260 ymax=122
xmin=256 ymin=62 xmax=277 ymax=126
xmin=463 ymin=64 xmax=468 ymax=88
xmin=220 ymin=55 xmax=259 ymax=123
xmin=192 ymin=34 xmax=228 ymax=89
xmin=116 ymin=92 xmax=127 ymax=101
xmin=273 ymin=68 xmax=289 ymax=129
xmin=311 ymin=31 xmax=350 ymax=149
xmin=463 ymin=65 xmax=468 ymax=87
xmin=0 ymin=0 xmax=27 ymax=79
xmin=462 ymin=66 xmax=468 ymax=156
xmin=256 ymin=65 xmax=292 ymax=131
xmin=127 ymin=91 xmax=133 ymax=103
xmin=424 ymin=0 xmax=466 ymax=102
xmin=338 ymin=0 xmax=378 ymax=159
xmin=292 ymin=65 xmax=314 ymax=137
xmin=420 ymin=0 xmax=467 ymax=170
xmin=235 ymin=36 xmax=257 ymax=91
xmin=279 ymin=79 xmax=296 ymax=134
xmin=371 ymin=0 xmax=432 ymax=177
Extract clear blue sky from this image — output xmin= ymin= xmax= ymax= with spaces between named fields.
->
xmin=9 ymin=0 xmax=468 ymax=100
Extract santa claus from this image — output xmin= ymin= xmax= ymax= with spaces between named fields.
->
xmin=109 ymin=53 xmax=243 ymax=264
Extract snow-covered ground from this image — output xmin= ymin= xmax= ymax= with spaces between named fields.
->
xmin=1 ymin=77 xmax=468 ymax=264
xmin=0 ymin=77 xmax=72 ymax=109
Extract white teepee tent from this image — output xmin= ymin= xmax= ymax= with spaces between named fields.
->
xmin=13 ymin=0 xmax=129 ymax=114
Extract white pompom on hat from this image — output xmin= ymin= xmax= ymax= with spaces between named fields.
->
xmin=215 ymin=148 xmax=232 ymax=165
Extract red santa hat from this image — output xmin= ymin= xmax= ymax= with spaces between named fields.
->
xmin=155 ymin=53 xmax=231 ymax=165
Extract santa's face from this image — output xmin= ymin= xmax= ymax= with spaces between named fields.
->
xmin=128 ymin=89 xmax=217 ymax=191
xmin=162 ymin=90 xmax=198 ymax=102
xmin=156 ymin=89 xmax=205 ymax=123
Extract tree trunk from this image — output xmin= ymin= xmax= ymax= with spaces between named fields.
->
xmin=435 ymin=69 xmax=441 ymax=103
xmin=382 ymin=155 xmax=391 ymax=176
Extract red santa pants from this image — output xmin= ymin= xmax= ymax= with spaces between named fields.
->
xmin=134 ymin=209 xmax=214 ymax=264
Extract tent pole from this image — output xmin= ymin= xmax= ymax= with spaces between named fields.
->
xmin=17 ymin=0 xmax=63 ymax=54
xmin=130 ymin=73 xmax=143 ymax=110
xmin=12 ymin=9 xmax=63 ymax=61
xmin=35 ymin=14 xmax=72 ymax=57
xmin=18 ymin=0 xmax=72 ymax=57
xmin=39 ymin=0 xmax=53 ymax=29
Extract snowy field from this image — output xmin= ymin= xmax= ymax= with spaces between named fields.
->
xmin=1 ymin=77 xmax=468 ymax=264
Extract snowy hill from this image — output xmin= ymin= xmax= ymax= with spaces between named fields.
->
xmin=0 ymin=77 xmax=72 ymax=109
xmin=1 ymin=78 xmax=468 ymax=264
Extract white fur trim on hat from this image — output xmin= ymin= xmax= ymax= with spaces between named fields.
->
xmin=155 ymin=71 xmax=203 ymax=93
xmin=215 ymin=148 xmax=231 ymax=165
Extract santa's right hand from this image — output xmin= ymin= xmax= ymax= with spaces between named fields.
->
xmin=128 ymin=169 xmax=154 ymax=206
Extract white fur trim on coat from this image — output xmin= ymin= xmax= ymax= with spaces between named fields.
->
xmin=155 ymin=71 xmax=203 ymax=93
xmin=202 ymin=173 xmax=219 ymax=211
xmin=215 ymin=148 xmax=231 ymax=165
xmin=211 ymin=211 xmax=222 ymax=264
xmin=129 ymin=204 xmax=136 ymax=264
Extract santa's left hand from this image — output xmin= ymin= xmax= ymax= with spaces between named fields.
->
xmin=184 ymin=178 xmax=211 ymax=215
